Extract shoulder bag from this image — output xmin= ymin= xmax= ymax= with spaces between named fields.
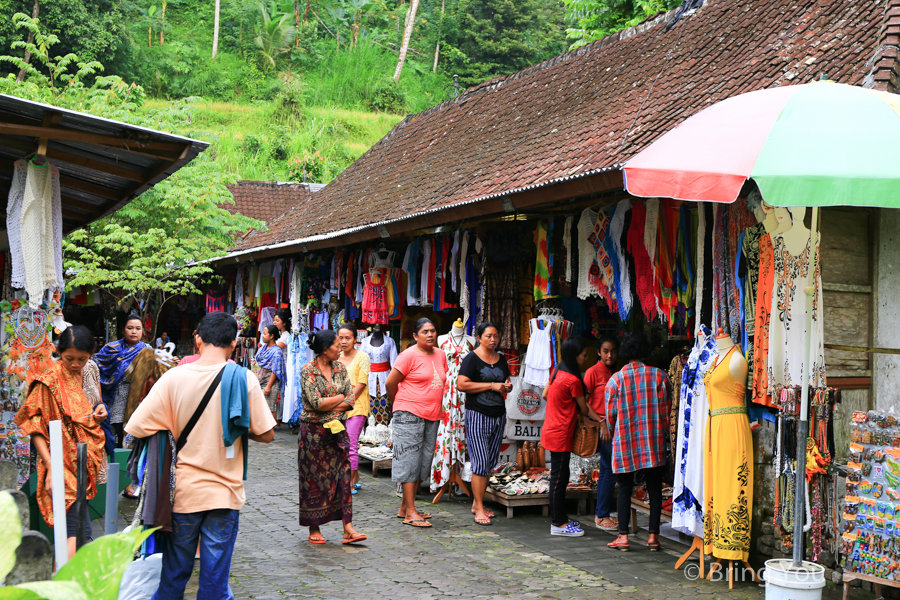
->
xmin=572 ymin=413 xmax=600 ymax=458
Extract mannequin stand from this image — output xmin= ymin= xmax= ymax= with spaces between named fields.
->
xmin=705 ymin=558 xmax=759 ymax=589
xmin=674 ymin=536 xmax=704 ymax=578
xmin=432 ymin=468 xmax=471 ymax=503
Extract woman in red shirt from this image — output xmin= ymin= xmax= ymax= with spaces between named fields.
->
xmin=540 ymin=337 xmax=601 ymax=537
xmin=584 ymin=335 xmax=619 ymax=530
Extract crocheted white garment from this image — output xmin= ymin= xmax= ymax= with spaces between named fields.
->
xmin=6 ymin=160 xmax=27 ymax=290
xmin=563 ymin=215 xmax=574 ymax=283
xmin=19 ymin=162 xmax=62 ymax=306
xmin=694 ymin=204 xmax=706 ymax=323
xmin=576 ymin=207 xmax=599 ymax=300
xmin=609 ymin=199 xmax=633 ymax=319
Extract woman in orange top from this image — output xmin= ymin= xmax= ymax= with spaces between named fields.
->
xmin=15 ymin=326 xmax=106 ymax=558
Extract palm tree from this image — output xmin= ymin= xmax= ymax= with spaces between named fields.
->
xmin=254 ymin=1 xmax=296 ymax=72
xmin=393 ymin=0 xmax=419 ymax=81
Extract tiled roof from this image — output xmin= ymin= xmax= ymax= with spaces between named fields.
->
xmin=224 ymin=181 xmax=323 ymax=225
xmin=230 ymin=0 xmax=895 ymax=254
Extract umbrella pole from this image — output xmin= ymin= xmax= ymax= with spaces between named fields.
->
xmin=791 ymin=206 xmax=820 ymax=567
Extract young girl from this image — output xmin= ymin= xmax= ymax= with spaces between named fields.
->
xmin=256 ymin=324 xmax=286 ymax=423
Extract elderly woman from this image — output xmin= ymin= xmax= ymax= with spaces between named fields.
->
xmin=94 ymin=312 xmax=148 ymax=498
xmin=337 ymin=325 xmax=370 ymax=494
xmin=605 ymin=332 xmax=671 ymax=552
xmin=298 ymin=329 xmax=367 ymax=545
xmin=386 ymin=318 xmax=448 ymax=528
xmin=15 ymin=326 xmax=107 ymax=558
xmin=457 ymin=322 xmax=512 ymax=526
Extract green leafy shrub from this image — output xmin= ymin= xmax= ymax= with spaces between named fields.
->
xmin=272 ymin=73 xmax=304 ymax=125
xmin=0 ymin=490 xmax=155 ymax=600
xmin=367 ymin=77 xmax=406 ymax=113
xmin=288 ymin=151 xmax=327 ymax=182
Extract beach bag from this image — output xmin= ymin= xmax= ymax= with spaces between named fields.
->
xmin=572 ymin=414 xmax=600 ymax=458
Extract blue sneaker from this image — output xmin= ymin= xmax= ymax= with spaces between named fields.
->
xmin=551 ymin=522 xmax=585 ymax=537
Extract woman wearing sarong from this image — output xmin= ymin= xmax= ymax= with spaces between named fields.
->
xmin=298 ymin=329 xmax=367 ymax=545
xmin=15 ymin=326 xmax=106 ymax=558
xmin=256 ymin=324 xmax=286 ymax=422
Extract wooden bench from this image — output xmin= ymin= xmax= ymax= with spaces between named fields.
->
xmin=483 ymin=488 xmax=595 ymax=519
xmin=629 ymin=498 xmax=673 ymax=533
xmin=842 ymin=570 xmax=900 ymax=599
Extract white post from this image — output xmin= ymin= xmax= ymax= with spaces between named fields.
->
xmin=49 ymin=420 xmax=68 ymax=569
xmin=105 ymin=467 xmax=119 ymax=535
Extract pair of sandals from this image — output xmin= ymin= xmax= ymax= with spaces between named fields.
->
xmin=607 ymin=536 xmax=661 ymax=552
xmin=308 ymin=531 xmax=368 ymax=545
xmin=351 ymin=482 xmax=362 ymax=496
xmin=398 ymin=509 xmax=433 ymax=527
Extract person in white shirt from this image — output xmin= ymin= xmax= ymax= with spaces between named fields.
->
xmin=155 ymin=332 xmax=169 ymax=349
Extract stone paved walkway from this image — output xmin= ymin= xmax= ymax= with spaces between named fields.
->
xmin=121 ymin=431 xmax=856 ymax=599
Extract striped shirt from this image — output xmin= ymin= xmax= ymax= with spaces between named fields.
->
xmin=605 ymin=362 xmax=671 ymax=473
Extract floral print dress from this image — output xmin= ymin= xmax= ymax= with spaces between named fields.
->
xmin=429 ymin=336 xmax=474 ymax=492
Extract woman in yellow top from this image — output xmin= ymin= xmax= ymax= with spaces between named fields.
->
xmin=338 ymin=324 xmax=371 ymax=494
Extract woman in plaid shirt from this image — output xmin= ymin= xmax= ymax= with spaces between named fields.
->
xmin=604 ymin=333 xmax=671 ymax=552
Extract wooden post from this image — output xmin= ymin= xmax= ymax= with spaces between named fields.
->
xmin=674 ymin=536 xmax=704 ymax=579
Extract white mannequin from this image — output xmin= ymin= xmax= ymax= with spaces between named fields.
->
xmin=772 ymin=206 xmax=816 ymax=255
xmin=715 ymin=328 xmax=748 ymax=383
xmin=438 ymin=318 xmax=475 ymax=348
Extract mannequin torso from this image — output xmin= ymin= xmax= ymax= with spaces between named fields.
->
xmin=437 ymin=320 xmax=475 ymax=349
xmin=715 ymin=330 xmax=748 ymax=384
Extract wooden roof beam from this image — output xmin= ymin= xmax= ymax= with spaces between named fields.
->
xmin=0 ymin=122 xmax=188 ymax=160
xmin=0 ymin=134 xmax=146 ymax=182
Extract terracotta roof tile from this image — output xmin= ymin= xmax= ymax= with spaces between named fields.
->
xmin=232 ymin=0 xmax=895 ymax=253
xmin=224 ymin=181 xmax=322 ymax=225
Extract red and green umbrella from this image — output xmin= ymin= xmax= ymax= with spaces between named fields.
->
xmin=623 ymin=81 xmax=900 ymax=207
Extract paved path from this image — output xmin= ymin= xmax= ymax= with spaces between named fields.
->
xmin=120 ymin=431 xmax=857 ymax=599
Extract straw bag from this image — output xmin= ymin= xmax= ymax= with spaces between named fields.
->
xmin=572 ymin=414 xmax=600 ymax=457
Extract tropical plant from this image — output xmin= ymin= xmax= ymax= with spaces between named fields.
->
xmin=0 ymin=12 xmax=102 ymax=93
xmin=253 ymin=1 xmax=296 ymax=72
xmin=0 ymin=490 xmax=155 ymax=600
xmin=563 ymin=0 xmax=681 ymax=48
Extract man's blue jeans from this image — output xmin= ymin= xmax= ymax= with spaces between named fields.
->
xmin=153 ymin=509 xmax=240 ymax=600
xmin=595 ymin=440 xmax=616 ymax=519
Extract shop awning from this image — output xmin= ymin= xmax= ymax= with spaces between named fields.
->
xmin=623 ymin=81 xmax=900 ymax=208
xmin=0 ymin=93 xmax=209 ymax=233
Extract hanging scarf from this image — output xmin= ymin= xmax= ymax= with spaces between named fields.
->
xmin=591 ymin=209 xmax=617 ymax=311
xmin=609 ymin=200 xmax=633 ymax=321
xmin=627 ymin=201 xmax=657 ymax=322
xmin=534 ymin=220 xmax=551 ymax=301
xmin=256 ymin=343 xmax=286 ymax=386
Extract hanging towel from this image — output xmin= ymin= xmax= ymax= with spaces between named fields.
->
xmin=534 ymin=221 xmax=550 ymax=301
xmin=221 ymin=363 xmax=250 ymax=480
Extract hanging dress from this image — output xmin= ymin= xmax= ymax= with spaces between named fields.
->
xmin=703 ymin=346 xmax=753 ymax=561
xmin=429 ymin=335 xmax=474 ymax=492
xmin=360 ymin=335 xmax=398 ymax=424
xmin=751 ymin=233 xmax=775 ymax=405
xmin=671 ymin=326 xmax=717 ymax=538
xmin=362 ymin=270 xmax=389 ymax=325
xmin=766 ymin=231 xmax=826 ymax=396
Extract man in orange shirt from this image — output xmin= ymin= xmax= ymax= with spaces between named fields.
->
xmin=584 ymin=335 xmax=619 ymax=530
xmin=127 ymin=312 xmax=276 ymax=600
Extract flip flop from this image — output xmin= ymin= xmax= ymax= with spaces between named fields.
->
xmin=607 ymin=539 xmax=630 ymax=552
xmin=471 ymin=509 xmax=495 ymax=518
xmin=342 ymin=533 xmax=368 ymax=544
xmin=474 ymin=517 xmax=492 ymax=526
xmin=397 ymin=512 xmax=432 ymax=519
xmin=403 ymin=519 xmax=432 ymax=527
xmin=308 ymin=534 xmax=326 ymax=544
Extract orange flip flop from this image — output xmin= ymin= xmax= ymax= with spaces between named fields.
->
xmin=403 ymin=519 xmax=432 ymax=527
xmin=342 ymin=533 xmax=368 ymax=544
xmin=308 ymin=534 xmax=326 ymax=544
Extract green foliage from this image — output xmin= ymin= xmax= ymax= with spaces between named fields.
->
xmin=0 ymin=490 xmax=20 ymax=582
xmin=445 ymin=0 xmax=569 ymax=86
xmin=288 ymin=150 xmax=327 ymax=182
xmin=563 ymin=0 xmax=682 ymax=48
xmin=253 ymin=1 xmax=296 ymax=72
xmin=0 ymin=491 xmax=154 ymax=600
xmin=368 ymin=77 xmax=406 ymax=113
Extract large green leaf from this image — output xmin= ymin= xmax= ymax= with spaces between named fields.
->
xmin=8 ymin=581 xmax=87 ymax=600
xmin=53 ymin=528 xmax=154 ymax=600
xmin=0 ymin=490 xmax=23 ymax=582
xmin=0 ymin=588 xmax=43 ymax=600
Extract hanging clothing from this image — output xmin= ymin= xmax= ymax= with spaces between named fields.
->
xmin=667 ymin=353 xmax=687 ymax=453
xmin=576 ymin=207 xmax=600 ymax=300
xmin=751 ymin=233 xmax=775 ymax=405
xmin=19 ymin=161 xmax=63 ymax=304
xmin=563 ymin=215 xmax=574 ymax=283
xmin=671 ymin=327 xmax=717 ymax=539
xmin=482 ymin=238 xmax=520 ymax=350
xmin=360 ymin=336 xmax=398 ymax=425
xmin=628 ymin=201 xmax=657 ymax=321
xmin=362 ymin=270 xmax=389 ymax=325
xmin=14 ymin=362 xmax=105 ymax=527
xmin=609 ymin=200 xmax=633 ymax=322
xmin=767 ymin=230 xmax=826 ymax=394
xmin=703 ymin=346 xmax=753 ymax=561
xmin=523 ymin=324 xmax=552 ymax=387
xmin=429 ymin=335 xmax=474 ymax=492
xmin=739 ymin=223 xmax=765 ymax=380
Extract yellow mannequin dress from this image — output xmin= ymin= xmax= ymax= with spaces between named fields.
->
xmin=702 ymin=346 xmax=753 ymax=561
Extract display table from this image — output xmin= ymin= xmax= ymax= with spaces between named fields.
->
xmin=629 ymin=497 xmax=673 ymax=533
xmin=483 ymin=488 xmax=595 ymax=519
xmin=841 ymin=571 xmax=900 ymax=599
xmin=357 ymin=447 xmax=392 ymax=477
